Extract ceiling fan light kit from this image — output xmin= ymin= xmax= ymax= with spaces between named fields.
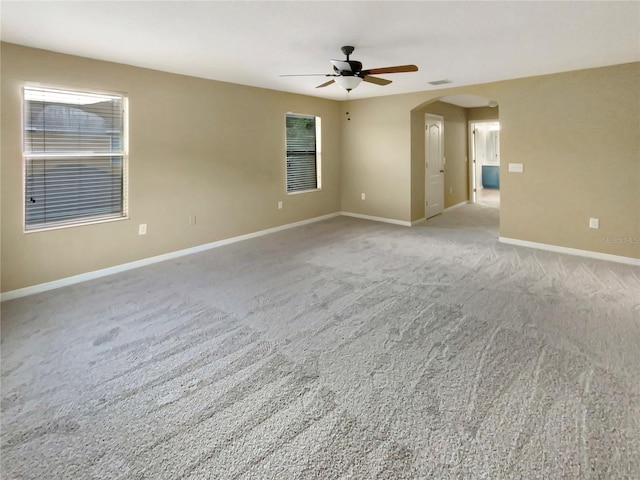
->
xmin=281 ymin=46 xmax=418 ymax=93
xmin=335 ymin=75 xmax=362 ymax=92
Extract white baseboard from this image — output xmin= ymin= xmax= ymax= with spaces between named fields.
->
xmin=499 ymin=237 xmax=640 ymax=266
xmin=8 ymin=214 xmax=636 ymax=301
xmin=1 ymin=212 xmax=342 ymax=302
xmin=444 ymin=201 xmax=470 ymax=212
xmin=411 ymin=217 xmax=426 ymax=226
xmin=340 ymin=211 xmax=412 ymax=227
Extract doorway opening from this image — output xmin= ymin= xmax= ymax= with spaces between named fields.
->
xmin=469 ymin=120 xmax=500 ymax=208
xmin=410 ymin=95 xmax=500 ymax=225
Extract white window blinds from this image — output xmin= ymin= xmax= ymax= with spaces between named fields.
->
xmin=286 ymin=114 xmax=320 ymax=193
xmin=23 ymin=86 xmax=127 ymax=230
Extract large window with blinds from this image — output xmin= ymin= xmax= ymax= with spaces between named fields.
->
xmin=23 ymin=86 xmax=128 ymax=230
xmin=286 ymin=113 xmax=321 ymax=193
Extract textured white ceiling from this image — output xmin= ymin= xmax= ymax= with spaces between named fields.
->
xmin=2 ymin=1 xmax=638 ymax=101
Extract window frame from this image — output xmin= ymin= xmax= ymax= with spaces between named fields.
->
xmin=21 ymin=84 xmax=129 ymax=233
xmin=285 ymin=113 xmax=322 ymax=195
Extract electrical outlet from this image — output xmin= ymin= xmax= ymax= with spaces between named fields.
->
xmin=449 ymin=187 xmax=453 ymax=195
xmin=138 ymin=224 xmax=147 ymax=235
xmin=361 ymin=193 xmax=366 ymax=200
xmin=589 ymin=218 xmax=599 ymax=229
xmin=278 ymin=201 xmax=283 ymax=210
xmin=189 ymin=215 xmax=196 ymax=226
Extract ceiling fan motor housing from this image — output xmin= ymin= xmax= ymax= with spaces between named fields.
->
xmin=333 ymin=61 xmax=363 ymax=75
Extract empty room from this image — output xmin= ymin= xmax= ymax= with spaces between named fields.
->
xmin=1 ymin=1 xmax=639 ymax=479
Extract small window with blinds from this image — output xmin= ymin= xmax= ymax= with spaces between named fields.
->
xmin=23 ymin=86 xmax=128 ymax=230
xmin=286 ymin=114 xmax=321 ymax=193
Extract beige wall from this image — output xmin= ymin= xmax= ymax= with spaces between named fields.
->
xmin=467 ymin=106 xmax=499 ymax=121
xmin=342 ymin=62 xmax=640 ymax=258
xmin=340 ymin=95 xmax=412 ymax=221
xmin=496 ymin=64 xmax=639 ymax=258
xmin=1 ymin=43 xmax=342 ymax=292
xmin=411 ymin=101 xmax=469 ymax=213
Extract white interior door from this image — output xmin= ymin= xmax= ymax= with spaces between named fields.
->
xmin=425 ymin=114 xmax=444 ymax=219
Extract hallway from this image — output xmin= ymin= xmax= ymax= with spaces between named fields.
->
xmin=476 ymin=188 xmax=500 ymax=208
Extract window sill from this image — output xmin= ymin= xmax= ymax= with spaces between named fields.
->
xmin=24 ymin=215 xmax=129 ymax=234
xmin=286 ymin=188 xmax=322 ymax=196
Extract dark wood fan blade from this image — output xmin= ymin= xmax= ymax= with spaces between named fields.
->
xmin=316 ymin=79 xmax=336 ymax=88
xmin=361 ymin=65 xmax=419 ymax=75
xmin=362 ymin=76 xmax=392 ymax=86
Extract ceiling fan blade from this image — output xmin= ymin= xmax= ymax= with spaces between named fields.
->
xmin=316 ymin=79 xmax=336 ymax=89
xmin=280 ymin=74 xmax=334 ymax=77
xmin=362 ymin=76 xmax=392 ymax=86
xmin=361 ymin=64 xmax=419 ymax=75
xmin=330 ymin=60 xmax=352 ymax=72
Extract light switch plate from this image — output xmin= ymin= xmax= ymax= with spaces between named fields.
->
xmin=589 ymin=218 xmax=599 ymax=229
xmin=508 ymin=163 xmax=524 ymax=173
xmin=138 ymin=224 xmax=147 ymax=235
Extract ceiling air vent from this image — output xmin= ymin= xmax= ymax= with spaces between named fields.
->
xmin=428 ymin=79 xmax=453 ymax=86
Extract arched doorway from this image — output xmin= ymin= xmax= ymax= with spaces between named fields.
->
xmin=410 ymin=95 xmax=500 ymax=222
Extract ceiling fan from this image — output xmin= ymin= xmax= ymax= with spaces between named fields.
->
xmin=281 ymin=46 xmax=419 ymax=92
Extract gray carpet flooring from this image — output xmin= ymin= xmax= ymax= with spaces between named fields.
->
xmin=2 ymin=204 xmax=639 ymax=479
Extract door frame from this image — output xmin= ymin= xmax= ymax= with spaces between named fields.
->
xmin=468 ymin=119 xmax=499 ymax=203
xmin=425 ymin=113 xmax=445 ymax=218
